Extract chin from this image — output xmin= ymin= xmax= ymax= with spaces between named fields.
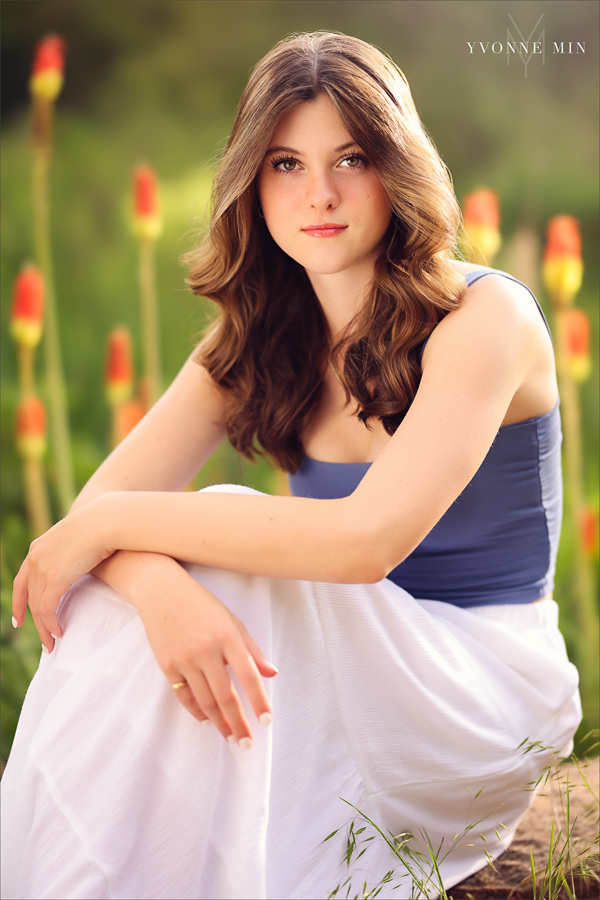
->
xmin=303 ymin=262 xmax=351 ymax=276
xmin=283 ymin=250 xmax=359 ymax=277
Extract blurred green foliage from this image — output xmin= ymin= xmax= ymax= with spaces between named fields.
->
xmin=1 ymin=0 xmax=598 ymax=764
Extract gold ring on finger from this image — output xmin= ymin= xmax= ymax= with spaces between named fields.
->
xmin=170 ymin=681 xmax=187 ymax=691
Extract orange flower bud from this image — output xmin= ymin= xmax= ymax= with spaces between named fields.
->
xmin=542 ymin=216 xmax=583 ymax=305
xmin=16 ymin=395 xmax=47 ymax=460
xmin=544 ymin=216 xmax=581 ymax=258
xmin=464 ymin=190 xmax=500 ymax=230
xmin=579 ymin=505 xmax=599 ymax=557
xmin=10 ymin=265 xmax=45 ymax=348
xmin=561 ymin=308 xmax=592 ymax=382
xmin=133 ymin=165 xmax=162 ymax=241
xmin=105 ymin=327 xmax=134 ymax=407
xmin=115 ymin=400 xmax=145 ymax=443
xmin=29 ymin=35 xmax=66 ymax=101
xmin=463 ymin=189 xmax=501 ymax=260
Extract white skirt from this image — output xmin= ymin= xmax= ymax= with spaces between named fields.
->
xmin=1 ymin=485 xmax=581 ymax=900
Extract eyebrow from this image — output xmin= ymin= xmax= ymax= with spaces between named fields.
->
xmin=264 ymin=141 xmax=360 ymax=155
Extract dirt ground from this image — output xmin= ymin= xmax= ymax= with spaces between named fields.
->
xmin=450 ymin=760 xmax=599 ymax=899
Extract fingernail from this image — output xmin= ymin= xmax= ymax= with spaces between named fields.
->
xmin=239 ymin=737 xmax=253 ymax=751
xmin=11 ymin=616 xmax=19 ymax=628
xmin=269 ymin=663 xmax=279 ymax=673
xmin=227 ymin=735 xmax=237 ymax=745
xmin=50 ymin=633 xmax=60 ymax=640
xmin=200 ymin=719 xmax=212 ymax=727
xmin=259 ymin=712 xmax=272 ymax=726
xmin=41 ymin=644 xmax=50 ymax=654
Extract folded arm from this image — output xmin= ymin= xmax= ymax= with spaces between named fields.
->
xmin=24 ymin=274 xmax=553 ymax=594
xmin=94 ymin=277 xmax=554 ymax=586
xmin=12 ymin=276 xmax=554 ymax=743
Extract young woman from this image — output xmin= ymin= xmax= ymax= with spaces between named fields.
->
xmin=3 ymin=32 xmax=581 ymax=900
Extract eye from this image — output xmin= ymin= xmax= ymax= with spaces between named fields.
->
xmin=269 ymin=154 xmax=301 ymax=173
xmin=340 ymin=153 xmax=368 ymax=170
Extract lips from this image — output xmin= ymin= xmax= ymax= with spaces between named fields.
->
xmin=301 ymin=223 xmax=348 ymax=237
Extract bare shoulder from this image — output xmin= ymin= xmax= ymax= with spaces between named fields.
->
xmin=171 ymin=350 xmax=228 ymax=409
xmin=435 ymin=263 xmax=550 ymax=349
xmin=419 ymin=264 xmax=556 ymax=425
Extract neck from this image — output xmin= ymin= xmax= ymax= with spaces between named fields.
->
xmin=306 ymin=259 xmax=375 ymax=338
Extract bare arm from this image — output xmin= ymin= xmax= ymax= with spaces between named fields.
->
xmin=81 ymin=277 xmax=557 ymax=581
xmin=13 ymin=351 xmax=281 ymax=745
xmin=70 ymin=350 xmax=226 ymax=597
xmin=24 ymin=275 xmax=556 ymax=589
xmin=13 ymin=277 xmax=555 ymax=745
xmin=72 ymin=351 xmax=227 ymax=509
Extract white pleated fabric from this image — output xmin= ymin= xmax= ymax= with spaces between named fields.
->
xmin=1 ymin=485 xmax=581 ymax=900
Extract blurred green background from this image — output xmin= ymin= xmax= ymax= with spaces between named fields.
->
xmin=1 ymin=0 xmax=598 ymax=765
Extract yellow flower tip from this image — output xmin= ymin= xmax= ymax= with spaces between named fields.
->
xmin=568 ymin=355 xmax=592 ymax=383
xmin=10 ymin=319 xmax=43 ymax=348
xmin=17 ymin=434 xmax=47 ymax=461
xmin=106 ymin=381 xmax=134 ymax=409
xmin=30 ymin=70 xmax=64 ymax=102
xmin=463 ymin=225 xmax=502 ymax=260
xmin=132 ymin=215 xmax=163 ymax=241
xmin=542 ymin=257 xmax=583 ymax=304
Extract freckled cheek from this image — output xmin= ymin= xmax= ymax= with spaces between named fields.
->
xmin=267 ymin=204 xmax=297 ymax=239
xmin=261 ymin=199 xmax=303 ymax=248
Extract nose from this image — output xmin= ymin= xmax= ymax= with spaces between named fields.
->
xmin=306 ymin=170 xmax=340 ymax=211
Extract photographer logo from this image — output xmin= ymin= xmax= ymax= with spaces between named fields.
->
xmin=466 ymin=15 xmax=586 ymax=79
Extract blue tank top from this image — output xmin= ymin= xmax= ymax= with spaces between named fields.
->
xmin=289 ymin=268 xmax=562 ymax=608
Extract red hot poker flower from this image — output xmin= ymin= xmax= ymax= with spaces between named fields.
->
xmin=133 ymin=165 xmax=163 ymax=241
xmin=11 ymin=265 xmax=45 ymax=348
xmin=542 ymin=216 xmax=583 ymax=305
xmin=544 ymin=216 xmax=581 ymax=259
xmin=463 ymin=189 xmax=500 ymax=229
xmin=580 ymin=506 xmax=599 ymax=558
xmin=105 ymin=327 xmax=135 ymax=407
xmin=561 ymin=308 xmax=591 ymax=382
xmin=463 ymin=189 xmax=501 ymax=261
xmin=563 ymin=308 xmax=589 ymax=356
xmin=30 ymin=35 xmax=66 ymax=101
xmin=16 ymin=395 xmax=47 ymax=460
xmin=134 ymin=166 xmax=159 ymax=217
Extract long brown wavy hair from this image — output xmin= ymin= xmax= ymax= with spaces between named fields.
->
xmin=185 ymin=32 xmax=466 ymax=473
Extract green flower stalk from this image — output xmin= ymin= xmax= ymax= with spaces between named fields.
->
xmin=30 ymin=35 xmax=75 ymax=515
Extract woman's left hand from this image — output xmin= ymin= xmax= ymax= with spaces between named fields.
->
xmin=12 ymin=499 xmax=115 ymax=651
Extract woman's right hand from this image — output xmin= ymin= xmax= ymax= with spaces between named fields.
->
xmin=93 ymin=551 xmax=277 ymax=747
